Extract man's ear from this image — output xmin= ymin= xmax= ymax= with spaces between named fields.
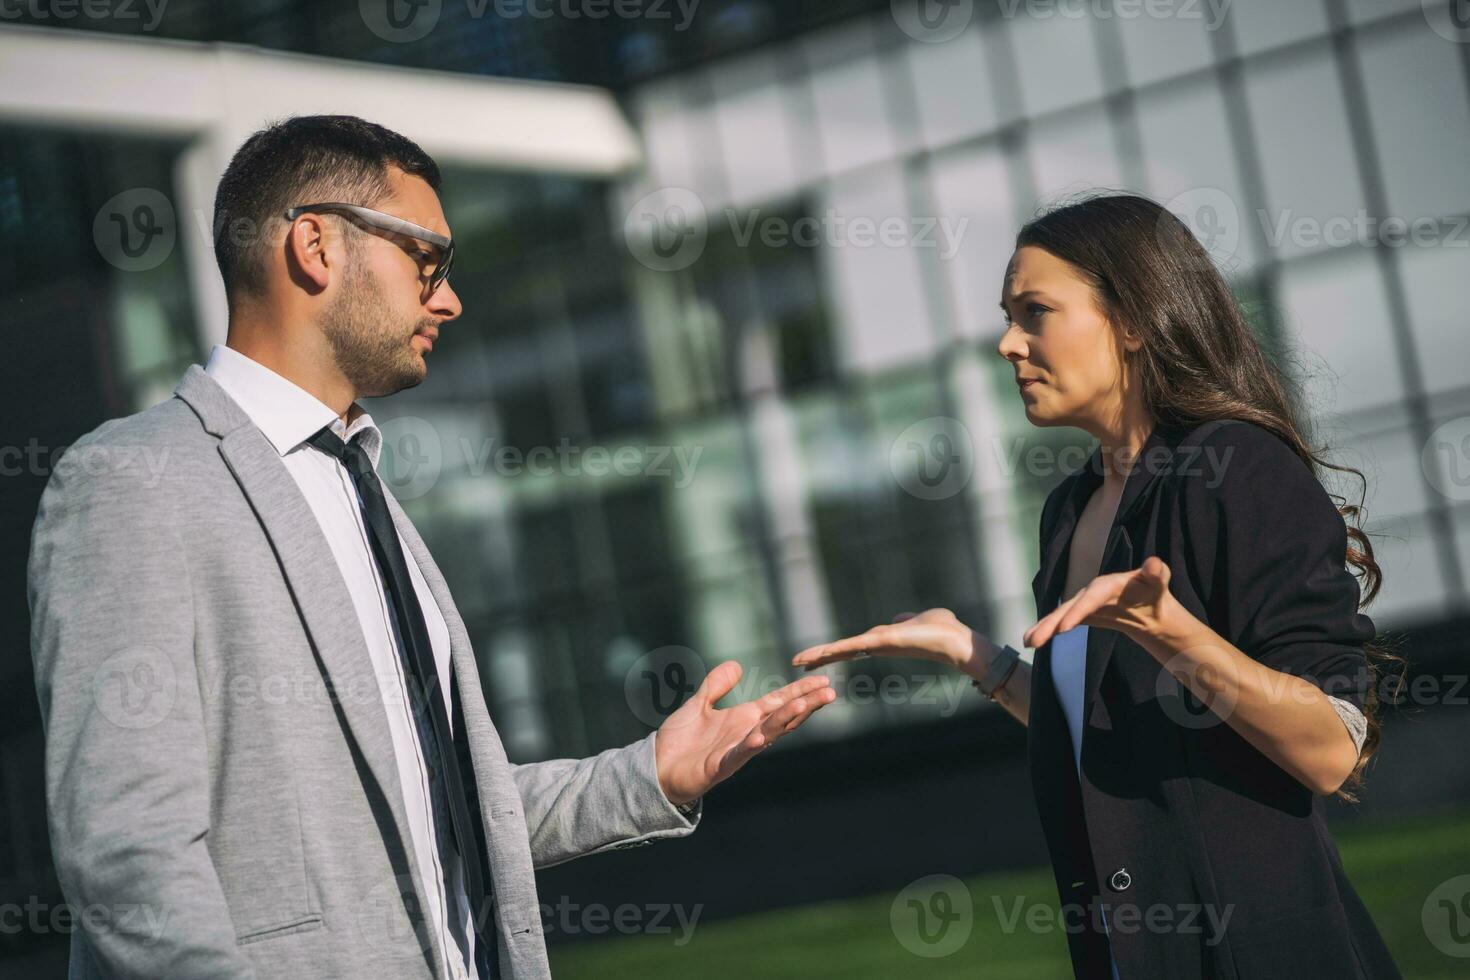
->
xmin=284 ymin=213 xmax=333 ymax=291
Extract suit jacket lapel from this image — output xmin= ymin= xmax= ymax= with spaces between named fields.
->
xmin=1034 ymin=422 xmax=1187 ymax=741
xmin=173 ymin=366 xmax=446 ymax=963
xmin=213 ymin=423 xmax=419 ymax=806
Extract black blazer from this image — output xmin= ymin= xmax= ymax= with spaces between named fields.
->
xmin=1027 ymin=417 xmax=1401 ymax=980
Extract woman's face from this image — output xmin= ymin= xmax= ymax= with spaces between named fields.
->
xmin=996 ymin=244 xmax=1138 ymax=430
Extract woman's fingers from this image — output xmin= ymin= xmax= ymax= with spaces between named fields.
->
xmin=791 ymin=621 xmax=946 ymax=669
xmin=793 ymin=609 xmax=966 ymax=669
xmin=1055 ymin=582 xmax=1110 ymax=633
xmin=1024 ymin=566 xmax=1163 ymax=646
xmin=791 ymin=631 xmax=880 ymax=668
xmin=1024 ymin=589 xmax=1082 ymax=647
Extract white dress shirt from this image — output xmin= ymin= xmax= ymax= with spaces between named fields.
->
xmin=206 ymin=345 xmax=476 ymax=980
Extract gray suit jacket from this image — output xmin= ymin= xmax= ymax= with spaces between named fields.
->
xmin=27 ymin=364 xmax=700 ymax=980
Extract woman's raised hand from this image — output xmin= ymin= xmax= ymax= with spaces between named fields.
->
xmin=1022 ymin=555 xmax=1179 ymax=650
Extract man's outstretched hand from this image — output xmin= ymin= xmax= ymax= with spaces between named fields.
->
xmin=654 ymin=661 xmax=835 ymax=806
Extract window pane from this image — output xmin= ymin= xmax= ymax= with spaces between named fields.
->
xmin=1244 ymin=46 xmax=1368 ymax=261
xmin=817 ymin=166 xmax=937 ymax=374
xmin=903 ymin=26 xmax=997 ymax=149
xmin=805 ymin=24 xmax=898 ymax=177
xmin=1337 ymin=423 xmax=1432 ymax=521
xmin=1356 ymin=19 xmax=1470 ymax=225
xmin=1276 ymin=250 xmax=1404 ymax=417
xmin=1368 ymin=512 xmax=1453 ymax=626
xmin=1113 ymin=5 xmax=1215 ymax=87
xmin=710 ymin=50 xmax=802 ymax=207
xmin=1136 ymin=79 xmax=1260 ymax=272
xmin=928 ymin=143 xmax=1020 ymax=340
xmin=1399 ymin=237 xmax=1470 ymax=397
xmin=1007 ymin=8 xmax=1108 ymax=117
xmin=1027 ymin=109 xmax=1124 ymax=211
xmin=629 ymin=80 xmax=702 ymax=191
xmin=1345 ymin=0 xmax=1422 ymax=24
xmin=1228 ymin=0 xmax=1328 ymax=56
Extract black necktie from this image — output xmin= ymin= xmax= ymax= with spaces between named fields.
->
xmin=306 ymin=424 xmax=495 ymax=979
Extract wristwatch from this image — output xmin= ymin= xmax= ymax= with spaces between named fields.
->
xmin=972 ymin=643 xmax=1022 ymax=700
xmin=675 ymin=797 xmax=700 ymax=820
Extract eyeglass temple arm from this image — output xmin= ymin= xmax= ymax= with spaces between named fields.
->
xmin=284 ymin=203 xmax=452 ymax=250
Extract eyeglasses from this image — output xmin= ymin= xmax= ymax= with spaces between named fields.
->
xmin=283 ymin=202 xmax=455 ymax=295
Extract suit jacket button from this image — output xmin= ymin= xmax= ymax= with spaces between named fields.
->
xmin=1108 ymin=868 xmax=1132 ymax=892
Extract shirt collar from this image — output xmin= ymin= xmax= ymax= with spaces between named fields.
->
xmin=203 ymin=344 xmax=383 ymax=468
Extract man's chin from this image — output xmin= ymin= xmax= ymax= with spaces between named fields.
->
xmin=359 ymin=355 xmax=427 ymax=398
xmin=398 ymin=355 xmax=428 ymax=389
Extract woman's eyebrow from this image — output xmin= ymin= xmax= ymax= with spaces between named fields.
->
xmin=999 ymin=289 xmax=1048 ymax=311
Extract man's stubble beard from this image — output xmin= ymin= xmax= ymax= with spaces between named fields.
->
xmin=319 ymin=250 xmax=432 ymax=399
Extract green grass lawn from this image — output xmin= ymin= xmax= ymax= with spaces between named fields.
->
xmin=549 ymin=807 xmax=1470 ymax=979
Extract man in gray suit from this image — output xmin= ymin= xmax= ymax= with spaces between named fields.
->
xmin=27 ymin=115 xmax=834 ymax=980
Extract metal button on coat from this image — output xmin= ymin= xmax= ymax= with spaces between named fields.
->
xmin=1109 ymin=868 xmax=1132 ymax=892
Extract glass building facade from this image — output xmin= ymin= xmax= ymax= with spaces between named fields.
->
xmin=5 ymin=0 xmax=1469 ymax=769
xmin=380 ymin=0 xmax=1470 ymax=760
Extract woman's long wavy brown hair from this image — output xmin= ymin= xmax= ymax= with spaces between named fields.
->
xmin=1015 ymin=191 xmax=1406 ymax=803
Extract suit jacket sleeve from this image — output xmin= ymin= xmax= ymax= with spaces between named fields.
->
xmin=509 ymin=730 xmax=700 ymax=870
xmin=27 ymin=433 xmax=257 ymax=980
xmin=1179 ymin=421 xmax=1378 ymax=713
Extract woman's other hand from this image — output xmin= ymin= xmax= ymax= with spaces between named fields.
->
xmin=1022 ymin=555 xmax=1181 ymax=650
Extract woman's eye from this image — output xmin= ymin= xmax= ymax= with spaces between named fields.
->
xmin=1027 ymin=303 xmax=1048 ymax=318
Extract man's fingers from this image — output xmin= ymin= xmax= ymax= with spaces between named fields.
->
xmin=757 ymin=674 xmax=831 ymax=715
xmin=712 ymin=685 xmax=837 ymax=785
xmin=761 ymin=686 xmax=836 ymax=739
xmin=697 ymin=660 xmax=744 ymax=706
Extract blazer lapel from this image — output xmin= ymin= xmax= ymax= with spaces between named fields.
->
xmin=1034 ymin=422 xmax=1189 ymax=738
xmin=172 ymin=366 xmax=434 ymax=929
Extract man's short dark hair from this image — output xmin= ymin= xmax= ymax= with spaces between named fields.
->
xmin=212 ymin=114 xmax=442 ymax=301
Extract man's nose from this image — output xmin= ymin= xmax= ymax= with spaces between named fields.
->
xmin=429 ymin=279 xmax=462 ymax=321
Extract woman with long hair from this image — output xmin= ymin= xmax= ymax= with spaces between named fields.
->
xmin=794 ymin=193 xmax=1404 ymax=979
